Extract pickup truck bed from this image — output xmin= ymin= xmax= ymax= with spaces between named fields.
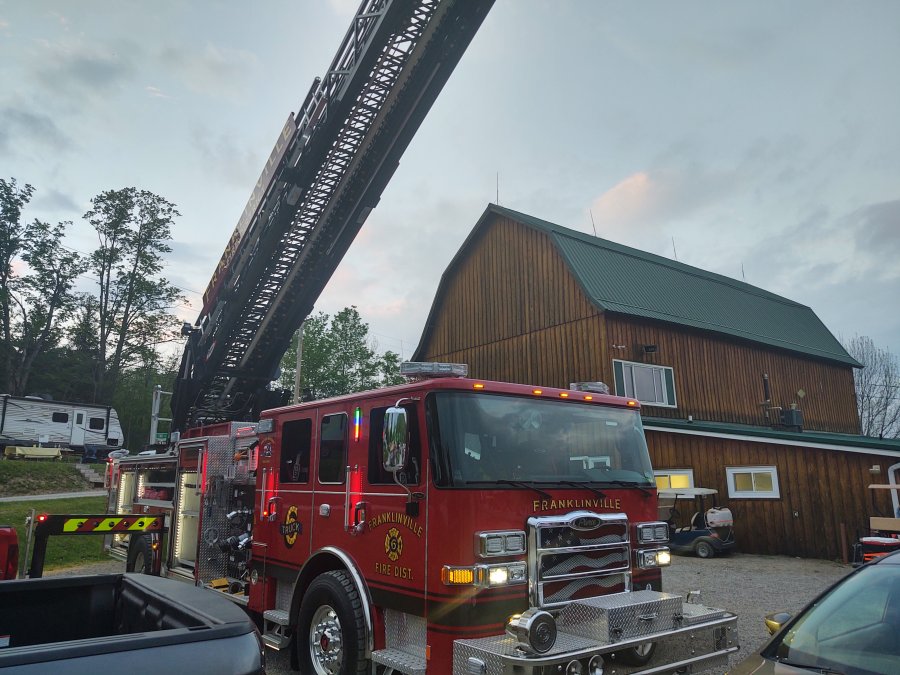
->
xmin=0 ymin=573 xmax=264 ymax=674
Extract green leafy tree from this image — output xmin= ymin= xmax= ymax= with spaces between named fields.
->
xmin=0 ymin=178 xmax=35 ymax=392
xmin=84 ymin=188 xmax=185 ymax=401
xmin=11 ymin=219 xmax=86 ymax=394
xmin=278 ymin=307 xmax=404 ymax=400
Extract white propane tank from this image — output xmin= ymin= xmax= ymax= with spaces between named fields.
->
xmin=705 ymin=507 xmax=733 ymax=528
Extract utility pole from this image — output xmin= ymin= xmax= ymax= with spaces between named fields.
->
xmin=292 ymin=323 xmax=304 ymax=404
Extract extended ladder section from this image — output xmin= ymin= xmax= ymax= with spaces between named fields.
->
xmin=172 ymin=0 xmax=494 ymax=429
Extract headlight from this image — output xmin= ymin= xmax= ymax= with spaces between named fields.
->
xmin=477 ymin=530 xmax=526 ymax=557
xmin=637 ymin=522 xmax=669 ymax=543
xmin=637 ymin=547 xmax=671 ymax=569
xmin=506 ymin=608 xmax=557 ymax=654
xmin=442 ymin=562 xmax=527 ymax=587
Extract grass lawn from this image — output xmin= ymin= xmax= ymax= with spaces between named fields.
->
xmin=0 ymin=460 xmax=92 ymax=497
xmin=0 ymin=496 xmax=110 ymax=571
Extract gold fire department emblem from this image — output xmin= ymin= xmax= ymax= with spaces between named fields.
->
xmin=280 ymin=505 xmax=301 ymax=548
xmin=385 ymin=527 xmax=403 ymax=562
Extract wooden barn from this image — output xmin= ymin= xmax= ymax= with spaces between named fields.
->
xmin=413 ymin=204 xmax=900 ymax=560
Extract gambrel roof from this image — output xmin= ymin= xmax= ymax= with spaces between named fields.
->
xmin=416 ymin=204 xmax=860 ymax=367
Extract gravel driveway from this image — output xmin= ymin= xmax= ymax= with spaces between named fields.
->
xmin=47 ymin=552 xmax=851 ymax=674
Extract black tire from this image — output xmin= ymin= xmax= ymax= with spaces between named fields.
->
xmin=296 ymin=570 xmax=368 ymax=675
xmin=615 ymin=641 xmax=657 ymax=666
xmin=695 ymin=539 xmax=715 ymax=559
xmin=126 ymin=534 xmax=152 ymax=574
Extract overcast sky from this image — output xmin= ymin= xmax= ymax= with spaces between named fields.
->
xmin=2 ymin=1 xmax=898 ymax=366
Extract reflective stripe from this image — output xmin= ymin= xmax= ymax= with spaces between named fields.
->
xmin=62 ymin=517 xmax=161 ymax=533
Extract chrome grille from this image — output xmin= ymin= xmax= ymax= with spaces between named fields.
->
xmin=528 ymin=511 xmax=630 ymax=609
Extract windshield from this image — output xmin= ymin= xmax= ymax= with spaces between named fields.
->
xmin=764 ymin=564 xmax=900 ymax=675
xmin=427 ymin=391 xmax=654 ymax=487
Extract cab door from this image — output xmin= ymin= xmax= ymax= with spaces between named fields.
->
xmin=309 ymin=407 xmax=350 ymax=555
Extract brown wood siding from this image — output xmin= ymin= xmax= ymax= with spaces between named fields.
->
xmin=606 ymin=316 xmax=860 ymax=434
xmin=420 ymin=215 xmax=608 ymax=387
xmin=648 ymin=430 xmax=897 ymax=559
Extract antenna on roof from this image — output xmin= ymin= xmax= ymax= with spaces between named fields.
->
xmin=671 ymin=236 xmax=678 ymax=261
xmin=589 ymin=210 xmax=597 ymax=237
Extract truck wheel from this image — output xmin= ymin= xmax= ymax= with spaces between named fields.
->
xmin=615 ymin=641 xmax=656 ymax=666
xmin=126 ymin=535 xmax=152 ymax=574
xmin=297 ymin=570 xmax=368 ymax=675
xmin=695 ymin=540 xmax=715 ymax=559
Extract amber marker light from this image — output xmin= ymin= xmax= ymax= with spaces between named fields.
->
xmin=532 ymin=389 xmax=542 ymax=396
xmin=442 ymin=566 xmax=475 ymax=585
xmin=627 ymin=400 xmax=638 ymax=407
xmin=473 ymin=383 xmax=485 ymax=390
xmin=559 ymin=392 xmax=569 ymax=398
xmin=584 ymin=395 xmax=593 ymax=401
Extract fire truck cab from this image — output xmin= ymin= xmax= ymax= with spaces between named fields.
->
xmin=242 ymin=364 xmax=738 ymax=674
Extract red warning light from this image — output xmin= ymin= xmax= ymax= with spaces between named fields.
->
xmin=37 ymin=514 xmax=48 ymax=522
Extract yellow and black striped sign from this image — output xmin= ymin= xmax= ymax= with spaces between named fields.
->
xmin=36 ymin=514 xmax=164 ymax=535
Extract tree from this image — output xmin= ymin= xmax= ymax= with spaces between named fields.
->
xmin=84 ymin=188 xmax=185 ymax=401
xmin=843 ymin=335 xmax=900 ymax=439
xmin=10 ymin=219 xmax=86 ymax=394
xmin=0 ymin=178 xmax=34 ymax=392
xmin=278 ymin=307 xmax=405 ymax=400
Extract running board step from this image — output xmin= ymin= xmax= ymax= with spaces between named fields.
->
xmin=261 ymin=632 xmax=290 ymax=650
xmin=371 ymin=648 xmax=426 ymax=675
xmin=262 ymin=609 xmax=291 ymax=650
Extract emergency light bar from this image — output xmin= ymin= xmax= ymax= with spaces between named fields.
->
xmin=400 ymin=362 xmax=468 ymax=379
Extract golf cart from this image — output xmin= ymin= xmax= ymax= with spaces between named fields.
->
xmin=658 ymin=487 xmax=735 ymax=558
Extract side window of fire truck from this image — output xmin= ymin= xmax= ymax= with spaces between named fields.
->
xmin=367 ymin=405 xmax=420 ymax=485
xmin=318 ymin=413 xmax=348 ymax=484
xmin=280 ymin=418 xmax=312 ymax=483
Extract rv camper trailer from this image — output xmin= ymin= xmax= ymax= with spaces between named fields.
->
xmin=0 ymin=395 xmax=123 ymax=457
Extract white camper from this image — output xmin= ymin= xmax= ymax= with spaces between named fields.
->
xmin=0 ymin=395 xmax=123 ymax=454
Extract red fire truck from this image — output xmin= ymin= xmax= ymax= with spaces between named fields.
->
xmin=107 ymin=363 xmax=737 ymax=674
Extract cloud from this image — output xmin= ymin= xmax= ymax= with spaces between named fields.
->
xmin=31 ymin=39 xmax=134 ymax=98
xmin=32 ymin=188 xmax=80 ymax=214
xmin=0 ymin=107 xmax=72 ymax=154
xmin=159 ymin=43 xmax=257 ymax=98
xmin=589 ymin=167 xmax=736 ymax=244
xmin=851 ymin=200 xmax=900 ymax=273
xmin=190 ymin=126 xmax=261 ymax=189
xmin=145 ymin=85 xmax=170 ymax=99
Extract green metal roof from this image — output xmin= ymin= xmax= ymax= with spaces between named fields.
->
xmin=489 ymin=205 xmax=860 ymax=367
xmin=643 ymin=416 xmax=900 ymax=455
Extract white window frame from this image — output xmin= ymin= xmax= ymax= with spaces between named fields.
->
xmin=653 ymin=469 xmax=695 ymax=490
xmin=725 ymin=465 xmax=780 ymax=499
xmin=613 ymin=359 xmax=677 ymax=408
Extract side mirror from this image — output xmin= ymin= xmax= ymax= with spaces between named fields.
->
xmin=383 ymin=407 xmax=409 ymax=473
xmin=764 ymin=611 xmax=792 ymax=635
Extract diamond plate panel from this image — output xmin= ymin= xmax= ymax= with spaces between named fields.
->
xmin=558 ymin=590 xmax=683 ymax=643
xmin=275 ymin=578 xmax=293 ymax=612
xmin=384 ymin=609 xmax=427 ymax=658
xmin=680 ymin=601 xmax=725 ymax=626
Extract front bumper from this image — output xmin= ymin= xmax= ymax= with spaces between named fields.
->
xmin=452 ymin=591 xmax=738 ymax=675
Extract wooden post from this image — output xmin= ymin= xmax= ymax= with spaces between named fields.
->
xmin=840 ymin=522 xmax=848 ymax=564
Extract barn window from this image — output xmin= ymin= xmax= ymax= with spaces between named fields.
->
xmin=613 ymin=360 xmax=677 ymax=408
xmin=654 ymin=469 xmax=694 ymax=489
xmin=52 ymin=412 xmax=69 ymax=423
xmin=725 ymin=466 xmax=780 ymax=498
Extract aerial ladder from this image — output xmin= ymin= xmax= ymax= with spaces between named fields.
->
xmin=171 ymin=0 xmax=494 ymax=430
